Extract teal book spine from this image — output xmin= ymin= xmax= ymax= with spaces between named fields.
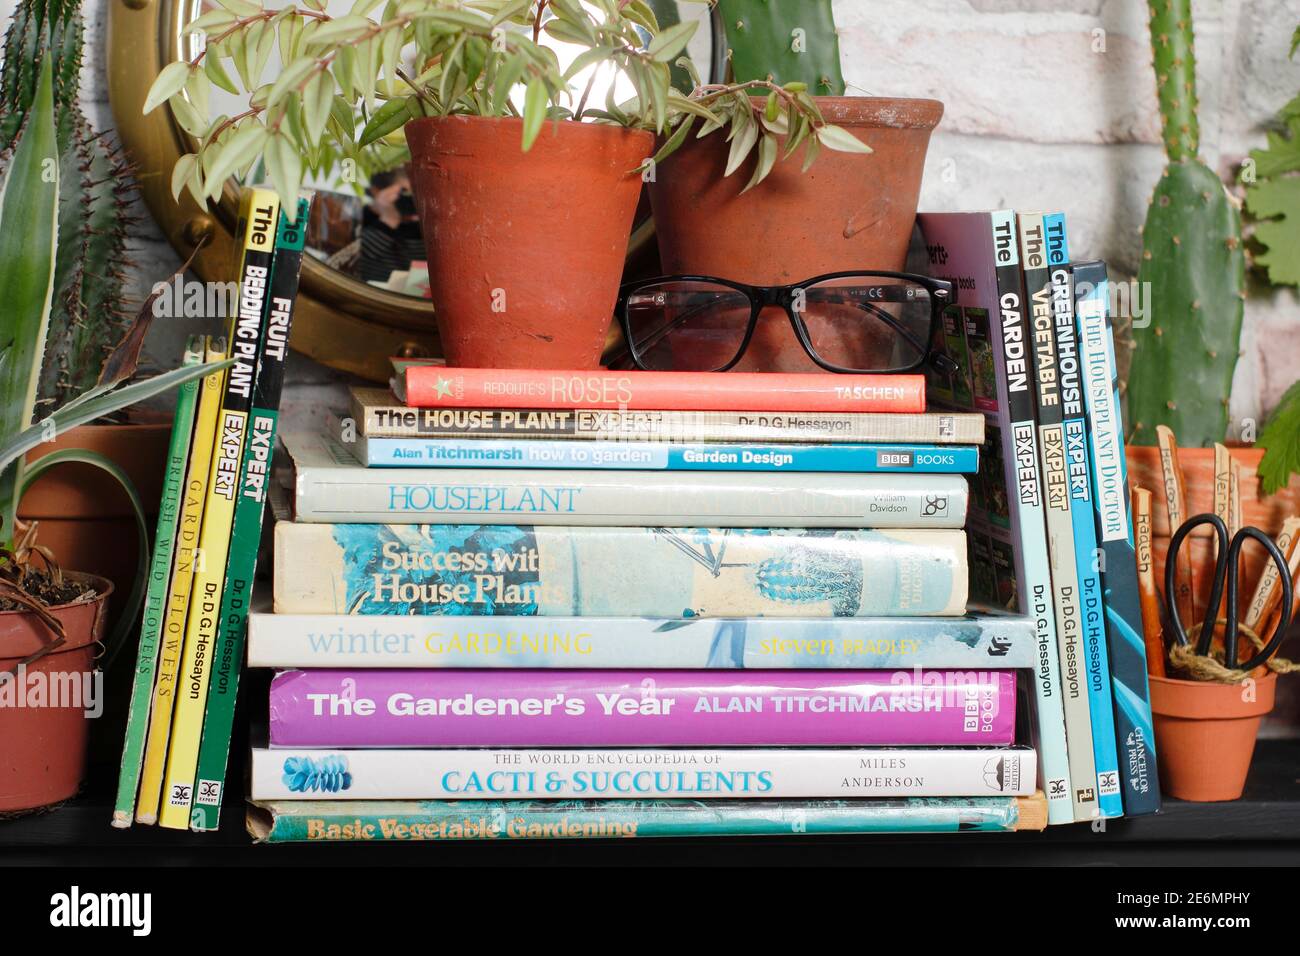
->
xmin=191 ymin=195 xmax=311 ymax=832
xmin=249 ymin=796 xmax=1040 ymax=842
xmin=1073 ymin=259 xmax=1161 ymax=815
xmin=111 ymin=337 xmax=204 ymax=827
xmin=1044 ymin=214 xmax=1123 ymax=819
xmin=273 ymin=523 xmax=970 ymax=617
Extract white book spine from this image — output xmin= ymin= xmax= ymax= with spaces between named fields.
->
xmin=253 ymin=747 xmax=1037 ymax=800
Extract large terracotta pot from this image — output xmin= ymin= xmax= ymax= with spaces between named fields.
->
xmin=19 ymin=422 xmax=170 ymax=633
xmin=1149 ymin=671 xmax=1275 ymax=801
xmin=406 ymin=116 xmax=654 ymax=369
xmin=0 ymin=572 xmax=112 ymax=812
xmin=647 ymin=97 xmax=944 ymax=372
xmin=1126 ymin=446 xmax=1300 ymax=616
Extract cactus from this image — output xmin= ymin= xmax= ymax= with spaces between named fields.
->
xmin=0 ymin=0 xmax=135 ymax=413
xmin=1126 ymin=0 xmax=1246 ymax=447
xmin=716 ymin=0 xmax=845 ymax=94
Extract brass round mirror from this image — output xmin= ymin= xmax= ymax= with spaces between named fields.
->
xmin=107 ymin=0 xmax=722 ymax=381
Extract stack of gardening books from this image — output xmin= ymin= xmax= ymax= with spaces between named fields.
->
xmin=113 ymin=188 xmax=312 ymax=832
xmin=242 ymin=365 xmax=1052 ymax=842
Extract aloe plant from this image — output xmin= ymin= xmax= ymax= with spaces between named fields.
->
xmin=0 ymin=56 xmax=231 ymax=654
xmin=0 ymin=0 xmax=137 ymax=411
xmin=1126 ymin=0 xmax=1246 ymax=447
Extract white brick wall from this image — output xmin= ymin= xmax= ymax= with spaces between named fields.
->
xmin=3 ymin=0 xmax=1299 ymax=418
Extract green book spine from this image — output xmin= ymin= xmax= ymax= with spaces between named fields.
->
xmin=191 ymin=195 xmax=311 ymax=831
xmin=111 ymin=336 xmax=204 ymax=827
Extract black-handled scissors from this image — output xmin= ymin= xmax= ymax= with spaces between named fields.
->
xmin=1165 ymin=513 xmax=1294 ymax=671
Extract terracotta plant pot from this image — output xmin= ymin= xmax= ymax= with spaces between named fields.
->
xmin=406 ymin=116 xmax=654 ymax=369
xmin=0 ymin=572 xmax=112 ymax=812
xmin=19 ymin=422 xmax=170 ymax=632
xmin=1126 ymin=446 xmax=1300 ymax=615
xmin=647 ymin=97 xmax=944 ymax=372
xmin=1149 ymin=671 xmax=1275 ymax=801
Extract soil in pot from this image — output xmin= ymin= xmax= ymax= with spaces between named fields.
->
xmin=406 ymin=116 xmax=653 ymax=370
xmin=0 ymin=572 xmax=112 ymax=813
xmin=1149 ymin=671 xmax=1276 ymax=802
xmin=647 ymin=97 xmax=943 ymax=372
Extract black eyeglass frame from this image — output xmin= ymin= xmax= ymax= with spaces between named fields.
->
xmin=615 ymin=270 xmax=957 ymax=374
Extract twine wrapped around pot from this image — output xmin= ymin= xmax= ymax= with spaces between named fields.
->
xmin=1168 ymin=619 xmax=1299 ymax=683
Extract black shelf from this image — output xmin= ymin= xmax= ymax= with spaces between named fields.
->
xmin=2 ymin=739 xmax=1296 ymax=866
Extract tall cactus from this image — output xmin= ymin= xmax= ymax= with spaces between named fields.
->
xmin=715 ymin=0 xmax=845 ymax=94
xmin=1126 ymin=0 xmax=1246 ymax=447
xmin=0 ymin=0 xmax=135 ymax=412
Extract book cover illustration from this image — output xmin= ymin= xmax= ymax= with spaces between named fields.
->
xmin=268 ymin=669 xmax=1017 ymax=747
xmin=273 ymin=523 xmax=970 ymax=618
xmin=283 ymin=431 xmax=969 ymax=528
xmin=350 ymin=388 xmax=987 ymax=445
xmin=247 ymin=612 xmax=1039 ymax=669
xmin=248 ymin=795 xmax=1046 ymax=841
xmin=253 ymin=744 xmax=1030 ymax=798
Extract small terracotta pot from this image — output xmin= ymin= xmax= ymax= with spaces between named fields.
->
xmin=20 ymin=422 xmax=170 ymax=632
xmin=647 ymin=97 xmax=943 ymax=372
xmin=406 ymin=116 xmax=654 ymax=369
xmin=1149 ymin=671 xmax=1275 ymax=801
xmin=0 ymin=572 xmax=112 ymax=812
xmin=1126 ymin=446 xmax=1300 ymax=615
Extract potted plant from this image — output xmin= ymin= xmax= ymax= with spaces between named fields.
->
xmin=645 ymin=0 xmax=944 ymax=371
xmin=0 ymin=0 xmax=179 ymax=639
xmin=0 ymin=58 xmax=227 ymax=813
xmin=143 ymin=0 xmax=867 ymax=369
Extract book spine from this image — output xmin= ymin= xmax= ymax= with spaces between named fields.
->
xmin=250 ymin=795 xmax=1042 ymax=841
xmin=402 ymin=367 xmax=926 ymax=413
xmin=111 ymin=337 xmax=204 ymax=827
xmin=268 ymin=669 xmax=1016 ymax=747
xmin=291 ymin=459 xmax=969 ymax=528
xmin=358 ymin=437 xmax=979 ymax=473
xmin=1019 ymin=211 xmax=1099 ymax=822
xmin=247 ymin=613 xmax=1039 ymax=669
xmin=353 ymin=400 xmax=986 ymax=444
xmin=135 ymin=336 xmax=228 ymax=825
xmin=158 ymin=187 xmax=280 ymax=830
xmin=273 ymin=523 xmax=969 ymax=617
xmin=1046 ymin=215 xmax=1122 ymax=818
xmin=252 ymin=744 xmax=1032 ymax=799
xmin=989 ymin=211 xmax=1074 ymax=826
xmin=1074 ymin=259 xmax=1162 ymax=815
xmin=191 ymin=195 xmax=311 ymax=832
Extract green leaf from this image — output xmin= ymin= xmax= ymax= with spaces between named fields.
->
xmin=647 ymin=20 xmax=697 ymax=63
xmin=145 ymin=61 xmax=194 ymax=114
xmin=188 ymin=9 xmax=240 ymax=34
xmin=816 ymin=123 xmax=872 ymax=154
xmin=1248 ymin=116 xmax=1300 ymax=179
xmin=491 ymin=52 xmax=527 ymax=115
xmin=266 ymin=132 xmax=303 ymax=215
xmin=359 ymin=96 xmax=413 ymax=145
xmin=800 ymin=131 xmax=821 ymax=172
xmin=1245 ymin=176 xmax=1300 ymax=286
xmin=741 ymin=131 xmax=777 ymax=193
xmin=171 ymin=153 xmax=199 ymax=201
xmin=647 ymin=114 xmax=693 ymax=166
xmin=265 ymin=57 xmax=317 ymax=109
xmin=724 ymin=115 xmax=758 ymax=175
xmin=0 ymin=56 xmax=59 ymax=545
xmin=563 ymin=45 xmax=616 ymax=83
xmin=204 ymin=43 xmax=240 ymax=94
xmin=0 ymin=361 xmax=235 ymax=478
xmin=216 ymin=0 xmax=261 ymax=16
xmin=309 ymin=14 xmax=374 ymax=45
xmin=204 ymin=120 xmax=268 ymax=187
xmin=521 ymin=77 xmax=547 ymax=150
xmin=303 ymin=71 xmax=335 ymax=145
xmin=1258 ymin=380 xmax=1300 ymax=494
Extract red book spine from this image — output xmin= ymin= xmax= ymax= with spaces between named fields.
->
xmin=402 ymin=367 xmax=926 ymax=412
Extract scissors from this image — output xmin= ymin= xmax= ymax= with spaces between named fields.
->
xmin=1165 ymin=513 xmax=1294 ymax=671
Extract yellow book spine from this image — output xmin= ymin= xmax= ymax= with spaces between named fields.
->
xmin=159 ymin=187 xmax=280 ymax=829
xmin=134 ymin=336 xmax=227 ymax=824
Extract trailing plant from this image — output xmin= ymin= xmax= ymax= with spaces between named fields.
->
xmin=1126 ymin=0 xmax=1246 ymax=448
xmin=1245 ymin=24 xmax=1300 ymax=493
xmin=144 ymin=0 xmax=869 ymax=215
xmin=0 ymin=57 xmax=231 ymax=654
xmin=0 ymin=0 xmax=137 ymax=412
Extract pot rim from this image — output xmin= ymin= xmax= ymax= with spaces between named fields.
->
xmin=405 ymin=114 xmax=657 ymax=144
xmin=0 ymin=571 xmax=114 ymax=618
xmin=744 ymin=95 xmax=945 ymax=130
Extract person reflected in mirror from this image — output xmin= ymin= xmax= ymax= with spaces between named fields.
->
xmin=358 ymin=168 xmax=426 ymax=285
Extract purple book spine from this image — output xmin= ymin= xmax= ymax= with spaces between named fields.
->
xmin=268 ymin=669 xmax=1017 ymax=747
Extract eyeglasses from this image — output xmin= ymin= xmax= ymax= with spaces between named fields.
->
xmin=615 ymin=271 xmax=957 ymax=374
